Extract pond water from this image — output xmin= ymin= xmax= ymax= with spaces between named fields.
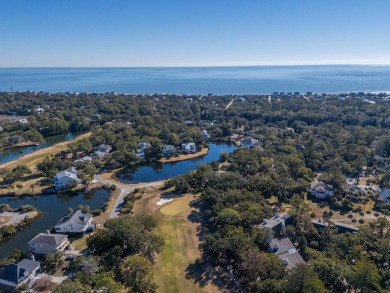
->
xmin=0 ymin=131 xmax=87 ymax=164
xmin=0 ymin=188 xmax=110 ymax=259
xmin=0 ymin=142 xmax=236 ymax=260
xmin=117 ymin=142 xmax=236 ymax=183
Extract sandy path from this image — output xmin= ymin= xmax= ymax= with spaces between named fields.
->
xmin=225 ymin=99 xmax=234 ymax=110
xmin=0 ymin=211 xmax=37 ymax=226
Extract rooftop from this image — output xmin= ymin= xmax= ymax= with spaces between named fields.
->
xmin=0 ymin=259 xmax=40 ymax=284
xmin=259 ymin=213 xmax=291 ymax=229
xmin=29 ymin=232 xmax=68 ymax=246
xmin=55 ymin=210 xmax=93 ymax=227
xmin=268 ymin=237 xmax=304 ymax=269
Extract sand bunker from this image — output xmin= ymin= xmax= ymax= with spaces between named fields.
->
xmin=156 ymin=198 xmax=173 ymax=206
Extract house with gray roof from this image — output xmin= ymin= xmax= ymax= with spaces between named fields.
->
xmin=0 ymin=259 xmax=40 ymax=292
xmin=54 ymin=210 xmax=94 ymax=234
xmin=96 ymin=143 xmax=112 ymax=153
xmin=239 ymin=137 xmax=260 ymax=148
xmin=258 ymin=213 xmax=292 ymax=237
xmin=135 ymin=148 xmax=145 ymax=159
xmin=333 ymin=221 xmax=359 ymax=233
xmin=73 ymin=155 xmax=92 ymax=164
xmin=162 ymin=145 xmax=176 ymax=157
xmin=310 ymin=181 xmax=333 ymax=198
xmin=268 ymin=237 xmax=304 ymax=269
xmin=54 ymin=167 xmax=81 ymax=190
xmin=28 ymin=232 xmax=70 ymax=256
xmin=90 ymin=151 xmax=106 ymax=160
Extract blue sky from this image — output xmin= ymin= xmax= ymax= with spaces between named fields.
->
xmin=1 ymin=0 xmax=390 ymax=67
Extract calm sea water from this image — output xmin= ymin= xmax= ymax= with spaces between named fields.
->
xmin=1 ymin=65 xmax=390 ymax=94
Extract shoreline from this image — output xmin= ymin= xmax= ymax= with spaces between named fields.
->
xmin=159 ymin=147 xmax=209 ymax=163
xmin=0 ymin=141 xmax=40 ymax=151
xmin=0 ymin=210 xmax=41 ymax=245
xmin=0 ymin=132 xmax=91 ymax=169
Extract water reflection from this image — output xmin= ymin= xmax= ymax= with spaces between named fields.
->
xmin=0 ymin=131 xmax=87 ymax=164
xmin=118 ymin=142 xmax=235 ymax=183
xmin=0 ymin=188 xmax=110 ymax=259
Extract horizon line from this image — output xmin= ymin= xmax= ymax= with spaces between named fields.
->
xmin=1 ymin=63 xmax=390 ymax=69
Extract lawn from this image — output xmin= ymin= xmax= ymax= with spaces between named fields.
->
xmin=134 ymin=191 xmax=219 ymax=293
xmin=306 ymin=197 xmax=389 ymax=227
xmin=0 ymin=132 xmax=91 ymax=195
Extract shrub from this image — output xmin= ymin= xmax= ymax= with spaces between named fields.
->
xmin=91 ymin=209 xmax=102 ymax=216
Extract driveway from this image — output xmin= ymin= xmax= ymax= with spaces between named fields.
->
xmin=34 ymin=273 xmax=68 ymax=285
xmin=94 ymin=174 xmax=164 ymax=218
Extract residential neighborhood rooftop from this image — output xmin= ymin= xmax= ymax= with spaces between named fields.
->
xmin=56 ymin=210 xmax=93 ymax=226
xmin=0 ymin=258 xmax=40 ymax=285
xmin=28 ymin=232 xmax=68 ymax=246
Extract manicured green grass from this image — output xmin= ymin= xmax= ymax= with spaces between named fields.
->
xmin=136 ymin=193 xmax=218 ymax=293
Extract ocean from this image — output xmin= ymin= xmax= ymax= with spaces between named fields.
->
xmin=1 ymin=65 xmax=390 ymax=95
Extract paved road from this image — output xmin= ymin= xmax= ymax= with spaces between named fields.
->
xmin=225 ymin=98 xmax=234 ymax=110
xmin=94 ymin=174 xmax=164 ymax=218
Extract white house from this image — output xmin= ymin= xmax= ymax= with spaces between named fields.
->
xmin=310 ymin=181 xmax=334 ymax=198
xmin=239 ymin=137 xmax=260 ymax=148
xmin=201 ymin=130 xmax=210 ymax=140
xmin=139 ymin=141 xmax=151 ymax=149
xmin=34 ymin=106 xmax=45 ymax=114
xmin=18 ymin=119 xmax=28 ymax=124
xmin=54 ymin=210 xmax=94 ymax=234
xmin=54 ymin=167 xmax=81 ymax=190
xmin=182 ymin=142 xmax=196 ymax=153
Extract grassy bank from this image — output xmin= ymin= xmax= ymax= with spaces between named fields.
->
xmin=159 ymin=148 xmax=209 ymax=163
xmin=0 ymin=132 xmax=92 ymax=196
xmin=134 ymin=190 xmax=219 ymax=293
xmin=1 ymin=132 xmax=91 ymax=170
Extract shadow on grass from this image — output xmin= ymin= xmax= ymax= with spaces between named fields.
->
xmin=185 ymin=198 xmax=242 ymax=292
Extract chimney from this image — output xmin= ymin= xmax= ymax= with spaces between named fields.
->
xmin=30 ymin=254 xmax=35 ymax=261
xmin=46 ymin=230 xmax=50 ymax=234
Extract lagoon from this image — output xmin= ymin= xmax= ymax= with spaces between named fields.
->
xmin=117 ymin=142 xmax=236 ymax=183
xmin=0 ymin=142 xmax=236 ymax=259
xmin=0 ymin=189 xmax=110 ymax=259
xmin=0 ymin=132 xmax=87 ymax=164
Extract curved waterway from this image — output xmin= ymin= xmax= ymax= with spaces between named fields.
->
xmin=0 ymin=131 xmax=87 ymax=164
xmin=117 ymin=142 xmax=236 ymax=183
xmin=0 ymin=142 xmax=235 ymax=259
xmin=0 ymin=189 xmax=110 ymax=259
